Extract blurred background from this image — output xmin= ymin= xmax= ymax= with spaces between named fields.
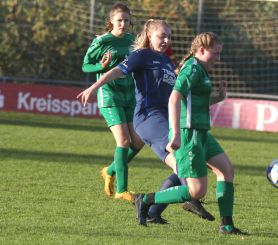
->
xmin=0 ymin=0 xmax=277 ymax=99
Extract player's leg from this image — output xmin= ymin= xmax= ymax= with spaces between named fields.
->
xmin=127 ymin=121 xmax=145 ymax=160
xmin=147 ymin=173 xmax=181 ymax=224
xmin=135 ymin=176 xmax=207 ymax=226
xmin=164 ymin=148 xmax=178 ymax=173
xmin=105 ymin=143 xmax=142 ymax=177
xmin=206 ymin=132 xmax=234 ymax=182
xmin=111 ymin=122 xmax=144 ymax=201
xmin=134 ymin=112 xmax=180 ymax=224
xmin=99 ymin=107 xmax=133 ymax=201
xmin=105 ymin=106 xmax=144 ymax=177
xmin=134 ymin=112 xmax=177 ymax=222
xmin=134 ymin=111 xmax=176 ymax=172
xmin=137 ymin=116 xmax=213 ymax=222
xmin=147 ymin=156 xmax=214 ymax=223
xmin=173 ymin=128 xmax=214 ymax=221
xmin=206 ymin=133 xmax=246 ymax=234
xmin=135 ymin=128 xmax=209 ymax=226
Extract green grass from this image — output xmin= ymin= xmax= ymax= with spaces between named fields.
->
xmin=0 ymin=111 xmax=277 ymax=245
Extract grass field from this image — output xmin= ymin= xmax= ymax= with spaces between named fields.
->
xmin=0 ymin=111 xmax=277 ymax=245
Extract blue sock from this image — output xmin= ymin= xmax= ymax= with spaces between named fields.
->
xmin=148 ymin=173 xmax=181 ymax=218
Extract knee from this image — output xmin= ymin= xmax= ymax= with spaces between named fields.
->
xmin=129 ymin=128 xmax=145 ymax=149
xmin=221 ymin=165 xmax=234 ymax=182
xmin=228 ymin=167 xmax=234 ymax=181
xmin=117 ymin=138 xmax=130 ymax=148
xmin=212 ymin=164 xmax=234 ymax=182
xmin=189 ymin=186 xmax=207 ymax=200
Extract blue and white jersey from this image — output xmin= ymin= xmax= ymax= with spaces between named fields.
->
xmin=118 ymin=48 xmax=176 ymax=120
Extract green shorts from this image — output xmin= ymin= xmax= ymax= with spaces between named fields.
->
xmin=170 ymin=129 xmax=224 ymax=179
xmin=205 ymin=132 xmax=224 ymax=161
xmin=99 ymin=106 xmax=134 ymax=127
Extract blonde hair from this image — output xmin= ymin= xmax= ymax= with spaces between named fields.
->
xmin=176 ymin=32 xmax=222 ymax=74
xmin=104 ymin=3 xmax=131 ymax=33
xmin=133 ymin=19 xmax=170 ymax=50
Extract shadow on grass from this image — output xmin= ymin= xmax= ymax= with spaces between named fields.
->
xmin=252 ymin=232 xmax=278 ymax=239
xmin=0 ymin=147 xmax=267 ymax=175
xmin=1 ymin=113 xmax=277 ymax=143
xmin=0 ymin=118 xmax=107 ymax=132
xmin=0 ymin=148 xmax=164 ymax=170
xmin=233 ymin=164 xmax=266 ymax=176
xmin=1 ymin=117 xmax=278 ymax=143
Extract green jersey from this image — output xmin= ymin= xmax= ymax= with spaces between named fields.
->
xmin=173 ymin=57 xmax=212 ymax=130
xmin=82 ymin=32 xmax=135 ymax=108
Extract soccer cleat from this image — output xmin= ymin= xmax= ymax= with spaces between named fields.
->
xmin=219 ymin=225 xmax=248 ymax=235
xmin=146 ymin=215 xmax=169 ymax=225
xmin=100 ymin=167 xmax=115 ymax=196
xmin=182 ymin=200 xmax=215 ymax=221
xmin=114 ymin=191 xmax=135 ymax=202
xmin=134 ymin=194 xmax=150 ymax=226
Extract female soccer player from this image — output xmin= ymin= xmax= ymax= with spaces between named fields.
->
xmin=78 ymin=19 xmax=213 ymax=222
xmin=135 ymin=32 xmax=245 ymax=235
xmin=81 ymin=3 xmax=144 ymax=201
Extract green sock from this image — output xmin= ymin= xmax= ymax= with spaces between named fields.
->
xmin=216 ymin=181 xmax=234 ymax=217
xmin=106 ymin=146 xmax=140 ymax=176
xmin=153 ymin=186 xmax=191 ymax=204
xmin=114 ymin=146 xmax=129 ymax=193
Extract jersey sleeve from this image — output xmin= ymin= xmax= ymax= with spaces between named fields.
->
xmin=117 ymin=49 xmax=143 ymax=75
xmin=82 ymin=38 xmax=104 ymax=73
xmin=174 ymin=63 xmax=200 ymax=97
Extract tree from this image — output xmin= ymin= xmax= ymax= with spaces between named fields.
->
xmin=0 ymin=0 xmax=88 ymax=82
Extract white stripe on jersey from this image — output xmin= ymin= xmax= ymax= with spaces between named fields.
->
xmin=99 ymin=86 xmax=104 ymax=107
xmin=193 ymin=129 xmax=197 ymax=145
xmin=98 ymin=73 xmax=104 ymax=107
xmin=186 ymin=91 xmax=192 ymax=128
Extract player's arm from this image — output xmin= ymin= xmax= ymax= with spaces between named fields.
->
xmin=82 ymin=50 xmax=111 ymax=73
xmin=82 ymin=38 xmax=111 ymax=73
xmin=210 ymin=80 xmax=227 ymax=105
xmin=77 ymin=67 xmax=123 ymax=106
xmin=168 ymin=90 xmax=182 ymax=151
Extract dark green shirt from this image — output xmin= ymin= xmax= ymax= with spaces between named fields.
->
xmin=82 ymin=32 xmax=135 ymax=107
xmin=174 ymin=57 xmax=212 ymax=130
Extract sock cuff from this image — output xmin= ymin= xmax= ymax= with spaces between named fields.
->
xmin=129 ymin=145 xmax=140 ymax=153
xmin=168 ymin=173 xmax=180 ymax=183
xmin=116 ymin=146 xmax=129 ymax=152
xmin=216 ymin=181 xmax=234 ymax=198
xmin=217 ymin=181 xmax=234 ymax=187
xmin=145 ymin=193 xmax=155 ymax=205
xmin=221 ymin=216 xmax=234 ymax=226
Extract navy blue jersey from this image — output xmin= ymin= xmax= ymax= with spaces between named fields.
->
xmin=118 ymin=49 xmax=176 ymax=119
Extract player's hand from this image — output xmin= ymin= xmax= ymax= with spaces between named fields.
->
xmin=76 ymin=86 xmax=96 ymax=106
xmin=166 ymin=135 xmax=181 ymax=153
xmin=101 ymin=51 xmax=112 ymax=68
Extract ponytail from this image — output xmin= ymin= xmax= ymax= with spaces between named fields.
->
xmin=175 ymin=51 xmax=194 ymax=74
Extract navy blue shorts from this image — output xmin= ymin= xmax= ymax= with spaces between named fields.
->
xmin=134 ymin=110 xmax=169 ymax=162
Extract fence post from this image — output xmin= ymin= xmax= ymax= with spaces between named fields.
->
xmin=197 ymin=0 xmax=204 ymax=34
xmin=85 ymin=0 xmax=96 ymax=85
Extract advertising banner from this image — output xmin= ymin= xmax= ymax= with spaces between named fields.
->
xmin=1 ymin=83 xmax=278 ymax=132
xmin=0 ymin=83 xmax=101 ymax=118
xmin=210 ymin=99 xmax=278 ymax=132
